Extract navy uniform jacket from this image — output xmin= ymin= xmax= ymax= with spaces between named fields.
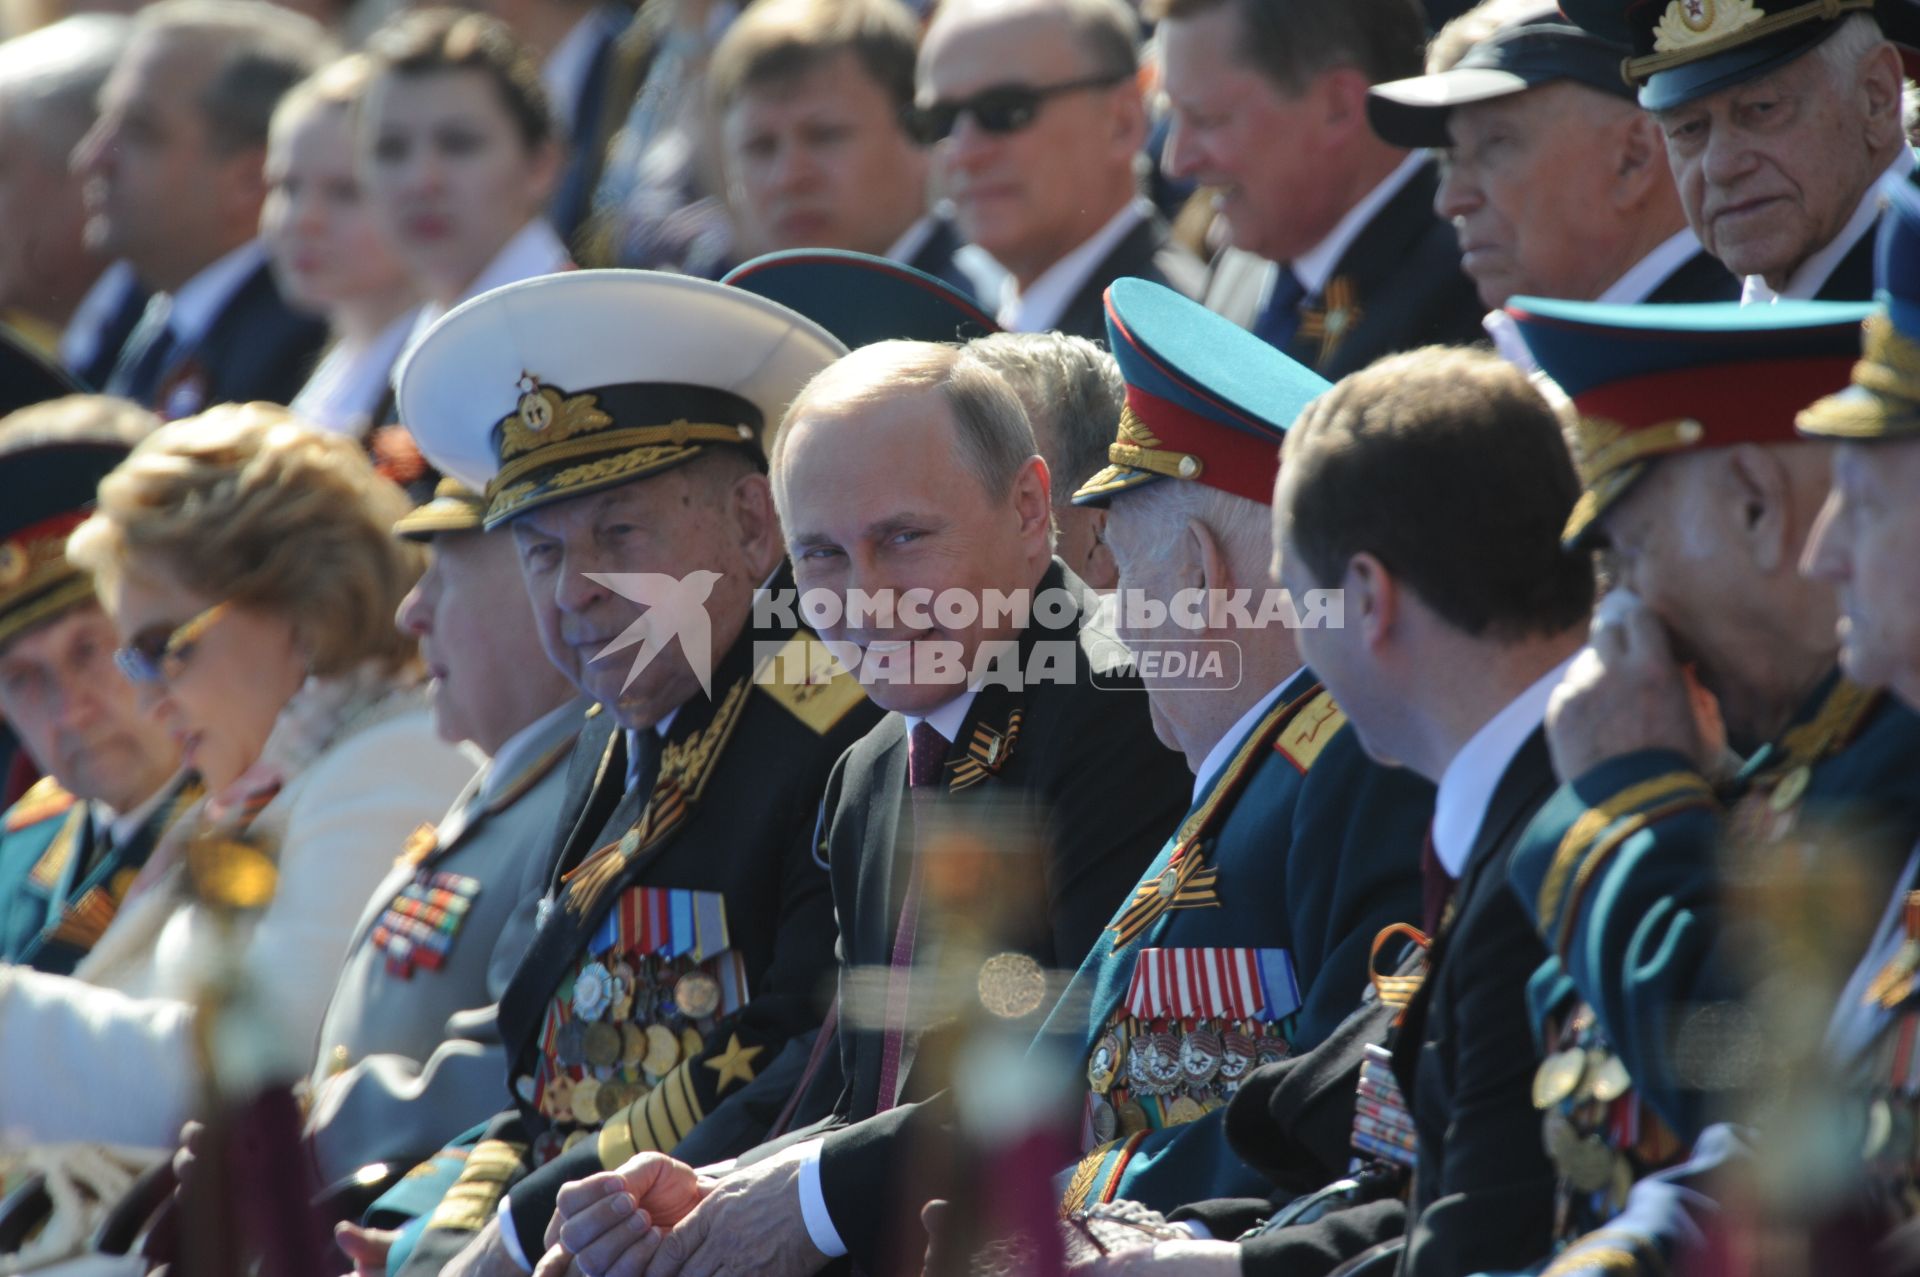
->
xmin=1049 ymin=672 xmax=1429 ymax=1215
xmin=387 ymin=588 xmax=881 ymax=1276
xmin=1508 ymin=674 xmax=1920 ymax=1146
xmin=0 ymin=773 xmax=194 ymax=974
xmin=1203 ymin=163 xmax=1485 ymax=380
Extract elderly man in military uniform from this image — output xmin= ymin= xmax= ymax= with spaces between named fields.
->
xmin=0 ymin=391 xmax=186 ymax=975
xmin=1365 ymin=0 xmax=1735 ymax=366
xmin=535 ymin=314 xmax=1191 ymax=1277
xmin=1034 ymin=279 xmax=1429 ymax=1215
xmin=1792 ymin=174 xmax=1920 ymax=1263
xmin=1560 ymin=0 xmax=1911 ymax=302
xmin=303 ymin=481 xmax=588 ymax=1195
xmin=343 ymin=270 xmax=882 ymax=1277
xmin=1492 ymin=292 xmax=1920 ymax=1269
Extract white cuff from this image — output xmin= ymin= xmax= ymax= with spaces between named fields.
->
xmin=793 ymin=1139 xmax=848 ymax=1259
xmin=1180 ymin=1219 xmax=1212 ymax=1240
xmin=496 ymin=1193 xmax=535 ymax=1273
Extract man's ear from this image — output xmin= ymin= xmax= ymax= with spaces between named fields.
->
xmin=1726 ymin=443 xmax=1793 ymax=574
xmin=1012 ymin=454 xmax=1053 ymax=549
xmin=1345 ymin=550 xmax=1397 ymax=649
xmin=1081 ymin=508 xmax=1116 ymax=588
xmin=1610 ymin=111 xmax=1666 ymax=210
xmin=1315 ymin=67 xmax=1377 ymax=150
xmin=1858 ymin=40 xmax=1906 ymax=153
xmin=730 ymin=471 xmax=782 ymax=567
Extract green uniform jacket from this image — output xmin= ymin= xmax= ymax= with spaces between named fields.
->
xmin=1508 ymin=673 xmax=1920 ymax=1144
xmin=1049 ymin=668 xmax=1430 ymax=1215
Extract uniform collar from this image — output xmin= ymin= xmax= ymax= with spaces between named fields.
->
xmin=1742 ymin=147 xmax=1915 ymax=304
xmin=482 ymin=696 xmax=589 ymax=806
xmin=1190 ymin=667 xmax=1308 ymax=805
xmin=1431 ymin=657 xmax=1572 ymax=877
xmin=1485 ymin=225 xmax=1710 ymax=371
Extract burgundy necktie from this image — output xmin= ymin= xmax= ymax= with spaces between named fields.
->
xmin=1419 ymin=826 xmax=1456 ymax=936
xmin=875 ymin=722 xmax=951 ymax=1112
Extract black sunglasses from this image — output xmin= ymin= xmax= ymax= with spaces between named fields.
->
xmin=902 ymin=69 xmax=1133 ymax=146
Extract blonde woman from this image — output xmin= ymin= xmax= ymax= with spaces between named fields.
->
xmin=267 ymin=56 xmax=421 ymax=438
xmin=0 ymin=404 xmax=476 ymax=1158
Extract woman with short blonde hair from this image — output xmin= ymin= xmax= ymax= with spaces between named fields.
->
xmin=0 ymin=404 xmax=476 ymax=1169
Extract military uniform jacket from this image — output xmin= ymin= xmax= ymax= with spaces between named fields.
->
xmin=1203 ymin=162 xmax=1485 ymax=380
xmin=392 ymin=591 xmax=880 ymax=1274
xmin=809 ymin=563 xmax=1191 ymax=1270
xmin=1049 ymin=671 xmax=1430 ymax=1216
xmin=0 ymin=773 xmax=194 ymax=974
xmin=1508 ymin=673 xmax=1920 ymax=1147
xmin=303 ymin=699 xmax=587 ymax=1186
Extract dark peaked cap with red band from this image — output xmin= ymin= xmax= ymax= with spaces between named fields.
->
xmin=1072 ymin=277 xmax=1331 ymax=508
xmin=1507 ymin=295 xmax=1871 ymax=547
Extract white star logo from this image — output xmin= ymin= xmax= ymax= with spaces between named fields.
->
xmin=582 ymin=570 xmax=723 ymax=696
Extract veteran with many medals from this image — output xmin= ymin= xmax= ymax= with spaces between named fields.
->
xmin=366 ymin=270 xmax=884 ymax=1277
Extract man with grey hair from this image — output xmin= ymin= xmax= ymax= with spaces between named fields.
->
xmin=0 ymin=16 xmax=145 ymax=383
xmin=1364 ymin=0 xmax=1735 ymax=362
xmin=531 ymin=336 xmax=1187 ymax=1277
xmin=74 ymin=0 xmax=330 ymax=415
xmin=1559 ymin=0 xmax=1910 ymax=301
xmin=910 ymin=0 xmax=1204 ymax=338
xmin=968 ymin=330 xmax=1122 ymax=589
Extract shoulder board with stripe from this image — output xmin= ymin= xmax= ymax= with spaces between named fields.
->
xmin=1273 ymin=688 xmax=1346 ymax=774
xmin=6 ymin=776 xmax=77 ymax=832
xmin=754 ymin=628 xmax=868 ymax=736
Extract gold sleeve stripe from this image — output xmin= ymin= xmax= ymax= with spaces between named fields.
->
xmin=1535 ymin=772 xmax=1714 ymax=929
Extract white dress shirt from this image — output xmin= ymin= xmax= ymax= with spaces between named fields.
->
xmin=1285 ymin=151 xmax=1428 ymax=301
xmin=1430 ymin=658 xmax=1572 ymax=877
xmin=288 ymin=310 xmax=416 ymax=436
xmin=994 ymin=198 xmax=1153 ymax=333
xmin=1742 ymin=148 xmax=1917 ymax=304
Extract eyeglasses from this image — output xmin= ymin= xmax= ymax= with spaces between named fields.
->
xmin=114 ymin=599 xmax=234 ymax=686
xmin=901 ymin=70 xmax=1133 ymax=146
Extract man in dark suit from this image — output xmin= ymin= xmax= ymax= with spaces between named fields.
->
xmin=1365 ymin=4 xmax=1736 ymax=355
xmin=1212 ymin=346 xmax=1593 ymax=1276
xmin=73 ymin=0 xmax=330 ymax=418
xmin=1559 ymin=0 xmax=1908 ymax=303
xmin=531 ymin=336 xmax=1189 ymax=1277
xmin=0 ymin=16 xmax=140 ymax=376
xmin=347 ymin=270 xmax=883 ymax=1277
xmin=1154 ymin=0 xmax=1482 ymax=379
xmin=911 ymin=0 xmax=1204 ymax=338
xmin=711 ymin=0 xmax=979 ymax=301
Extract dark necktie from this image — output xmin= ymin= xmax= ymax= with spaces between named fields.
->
xmin=1252 ymin=264 xmax=1307 ymax=353
xmin=875 ymin=721 xmax=952 ymax=1112
xmin=1420 ymin=826 xmax=1456 ymax=936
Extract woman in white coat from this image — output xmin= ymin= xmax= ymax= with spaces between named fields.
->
xmin=0 ymin=405 xmax=475 ymax=1179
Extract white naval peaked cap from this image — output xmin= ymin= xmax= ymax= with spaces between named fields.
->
xmin=395 ymin=268 xmax=849 ymax=527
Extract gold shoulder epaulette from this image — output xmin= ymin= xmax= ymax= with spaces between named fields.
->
xmin=1274 ymin=689 xmax=1345 ymax=774
xmin=755 ymin=629 xmax=867 ymax=736
xmin=5 ymin=776 xmax=76 ymax=833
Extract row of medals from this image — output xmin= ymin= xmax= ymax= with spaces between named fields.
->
xmin=1863 ymin=1008 xmax=1920 ymax=1216
xmin=531 ymin=955 xmax=726 ymax=1143
xmin=1085 ymin=1021 xmax=1287 ymax=1144
xmin=1531 ymin=1004 xmax=1653 ymax=1234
